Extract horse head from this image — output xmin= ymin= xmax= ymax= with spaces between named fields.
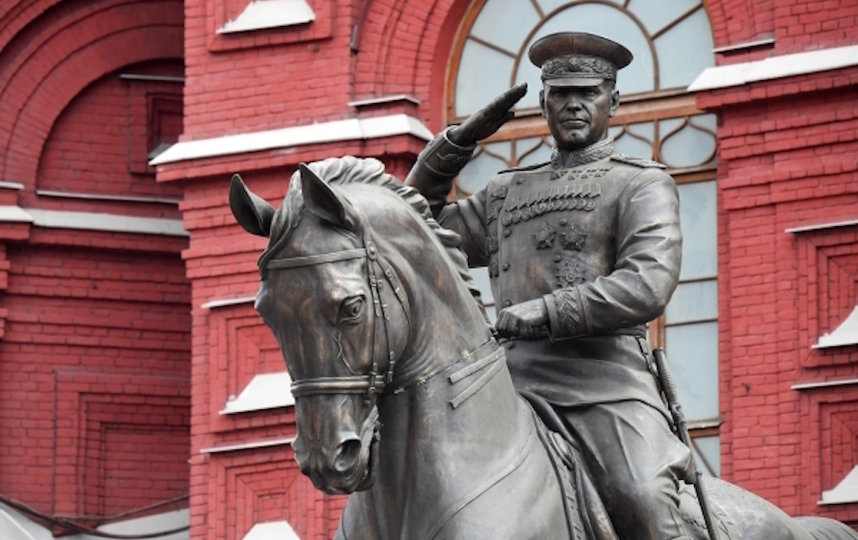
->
xmin=229 ymin=158 xmax=414 ymax=494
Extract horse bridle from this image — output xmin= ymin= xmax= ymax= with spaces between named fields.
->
xmin=264 ymin=231 xmax=410 ymax=401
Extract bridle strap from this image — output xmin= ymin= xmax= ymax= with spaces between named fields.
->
xmin=290 ymin=375 xmax=387 ymax=398
xmin=265 ymin=248 xmax=365 ymax=269
xmin=264 ymin=234 xmax=403 ymax=400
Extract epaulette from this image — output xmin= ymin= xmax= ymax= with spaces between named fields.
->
xmin=610 ymin=154 xmax=666 ymax=169
xmin=498 ymin=161 xmax=550 ymax=174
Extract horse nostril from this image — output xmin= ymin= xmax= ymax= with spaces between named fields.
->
xmin=333 ymin=439 xmax=362 ymax=473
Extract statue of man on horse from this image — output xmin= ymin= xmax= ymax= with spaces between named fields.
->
xmin=407 ymin=31 xmax=700 ymax=539
xmin=228 ymin=30 xmax=858 ymax=540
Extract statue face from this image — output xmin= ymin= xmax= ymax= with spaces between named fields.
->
xmin=541 ymin=82 xmax=619 ymax=150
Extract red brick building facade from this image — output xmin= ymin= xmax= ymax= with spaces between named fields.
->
xmin=0 ymin=0 xmax=856 ymax=538
xmin=692 ymin=2 xmax=858 ymax=520
xmin=0 ymin=0 xmax=192 ymax=536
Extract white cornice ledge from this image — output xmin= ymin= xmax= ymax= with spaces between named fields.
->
xmin=689 ymin=44 xmax=858 ymax=92
xmin=25 ymin=209 xmax=187 ymax=236
xmin=0 ymin=206 xmax=33 ymax=223
xmin=150 ymin=114 xmax=435 ymax=166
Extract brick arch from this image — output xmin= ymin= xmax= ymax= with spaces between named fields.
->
xmin=0 ymin=0 xmax=182 ymax=186
xmin=701 ymin=0 xmax=774 ymax=48
xmin=352 ymin=0 xmax=467 ymax=129
xmin=0 ymin=0 xmax=64 ymax=54
xmin=358 ymin=0 xmax=774 ymax=131
xmin=352 ymin=0 xmax=426 ymax=97
xmin=422 ymin=0 xmax=473 ymax=131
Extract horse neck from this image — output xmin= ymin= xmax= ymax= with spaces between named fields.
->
xmin=351 ymin=336 xmax=532 ymax=539
xmin=385 ymin=226 xmax=494 ymax=384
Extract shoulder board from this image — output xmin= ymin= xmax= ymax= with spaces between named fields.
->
xmin=610 ymin=154 xmax=666 ymax=169
xmin=498 ymin=161 xmax=550 ymax=174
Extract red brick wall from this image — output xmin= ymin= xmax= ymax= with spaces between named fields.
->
xmin=0 ymin=0 xmax=183 ymax=189
xmin=0 ymin=237 xmax=190 ymax=515
xmin=0 ymin=0 xmax=190 ymax=528
xmin=698 ymin=0 xmax=858 ymax=521
xmin=182 ymin=0 xmax=347 ymax=139
xmin=705 ymin=0 xmax=856 ymax=62
xmin=773 ymin=0 xmax=857 ymax=54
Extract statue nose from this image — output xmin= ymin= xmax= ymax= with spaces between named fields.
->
xmin=566 ymin=97 xmax=583 ymax=110
xmin=332 ymin=436 xmax=362 ymax=473
xmin=293 ymin=433 xmax=361 ymax=477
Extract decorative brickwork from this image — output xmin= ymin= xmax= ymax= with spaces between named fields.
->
xmin=54 ymin=371 xmax=190 ymax=518
xmin=0 ymin=0 xmax=190 ymax=529
xmin=696 ymin=5 xmax=858 ymax=522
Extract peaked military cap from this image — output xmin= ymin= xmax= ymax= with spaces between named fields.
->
xmin=528 ymin=32 xmax=633 ymax=87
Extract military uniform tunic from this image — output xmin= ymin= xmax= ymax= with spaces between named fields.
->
xmin=432 ymin=137 xmax=681 ymax=413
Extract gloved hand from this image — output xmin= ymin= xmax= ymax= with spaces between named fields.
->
xmin=448 ymin=83 xmax=527 ymax=146
xmin=496 ymin=298 xmax=549 ymax=339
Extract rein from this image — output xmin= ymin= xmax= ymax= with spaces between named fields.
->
xmin=265 ymin=232 xmax=408 ymax=401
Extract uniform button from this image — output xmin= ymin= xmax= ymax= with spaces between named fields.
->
xmin=516 ymin=177 xmax=525 ymax=185
xmin=560 ymin=218 xmax=568 ymax=226
xmin=502 ymin=262 xmax=510 ymax=271
xmin=504 ymin=229 xmax=512 ymax=237
xmin=502 ymin=299 xmax=512 ymax=307
xmin=554 ymin=254 xmax=562 ymax=262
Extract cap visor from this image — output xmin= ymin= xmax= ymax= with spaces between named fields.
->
xmin=543 ymin=76 xmax=604 ymax=87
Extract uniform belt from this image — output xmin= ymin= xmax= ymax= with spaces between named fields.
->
xmin=498 ymin=324 xmax=646 ymax=345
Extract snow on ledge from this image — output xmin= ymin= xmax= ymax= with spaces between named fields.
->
xmin=219 ymin=0 xmax=315 ymax=34
xmin=821 ymin=466 xmax=858 ymax=505
xmin=688 ymin=44 xmax=858 ymax=92
xmin=150 ymin=114 xmax=434 ymax=166
xmin=243 ymin=520 xmax=301 ymax=540
xmin=814 ymin=306 xmax=858 ymax=350
xmin=221 ymin=371 xmax=294 ymax=414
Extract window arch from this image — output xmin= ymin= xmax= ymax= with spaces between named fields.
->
xmin=451 ymin=0 xmax=714 ymax=118
xmin=447 ymin=0 xmax=717 ymax=191
xmin=446 ymin=0 xmax=721 ymax=476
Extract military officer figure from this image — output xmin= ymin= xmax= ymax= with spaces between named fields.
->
xmin=407 ymin=32 xmax=696 ymax=539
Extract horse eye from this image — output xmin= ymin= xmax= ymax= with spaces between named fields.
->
xmin=340 ymin=297 xmax=365 ymax=323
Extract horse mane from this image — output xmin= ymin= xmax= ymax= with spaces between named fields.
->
xmin=259 ymin=156 xmax=487 ymax=316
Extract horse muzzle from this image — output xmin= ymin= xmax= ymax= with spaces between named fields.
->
xmin=293 ymin=407 xmax=381 ymax=494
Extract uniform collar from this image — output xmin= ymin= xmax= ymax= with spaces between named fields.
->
xmin=550 ymin=138 xmax=615 ymax=169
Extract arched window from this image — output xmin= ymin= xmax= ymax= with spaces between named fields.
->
xmin=446 ymin=0 xmax=721 ymax=476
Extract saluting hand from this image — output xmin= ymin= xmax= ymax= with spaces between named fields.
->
xmin=448 ymin=83 xmax=528 ymax=146
xmin=496 ymin=298 xmax=549 ymax=340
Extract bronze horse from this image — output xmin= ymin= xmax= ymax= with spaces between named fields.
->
xmin=229 ymin=156 xmax=857 ymax=540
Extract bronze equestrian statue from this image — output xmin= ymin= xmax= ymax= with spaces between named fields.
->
xmin=230 ymin=156 xmax=857 ymax=539
xmin=228 ymin=31 xmax=858 ymax=540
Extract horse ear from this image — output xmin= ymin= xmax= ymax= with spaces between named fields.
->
xmin=229 ymin=174 xmax=275 ymax=237
xmin=299 ymin=163 xmax=359 ymax=231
